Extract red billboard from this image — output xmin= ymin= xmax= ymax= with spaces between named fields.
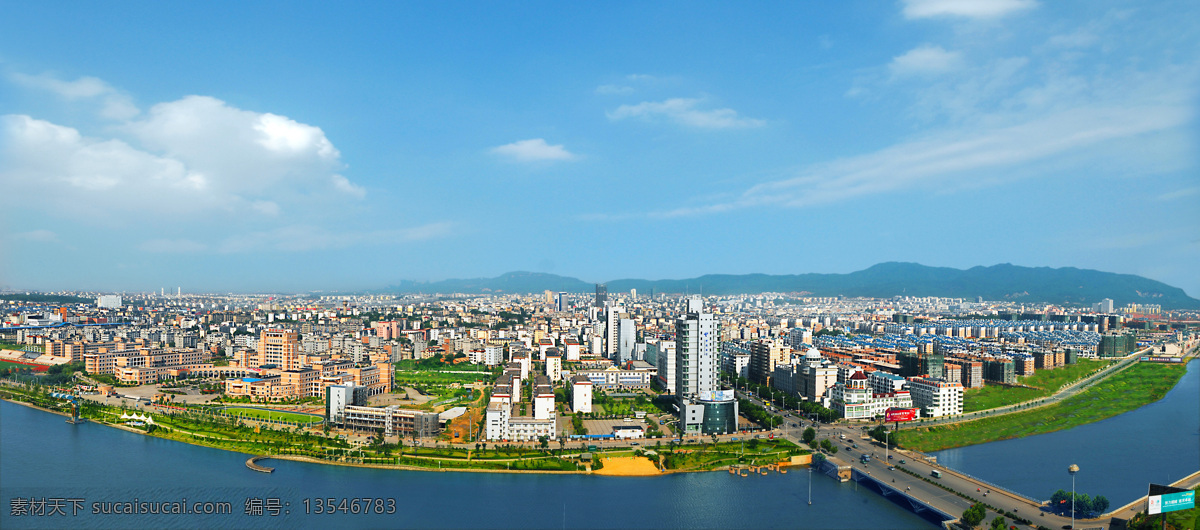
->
xmin=885 ymin=408 xmax=918 ymax=422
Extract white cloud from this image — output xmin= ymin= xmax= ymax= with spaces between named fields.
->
xmin=0 ymin=92 xmax=366 ymax=222
xmin=330 ymin=174 xmax=366 ymax=198
xmin=139 ymin=239 xmax=208 ymax=253
xmin=10 ymin=72 xmax=139 ymax=120
xmin=490 ymin=138 xmax=576 ymax=162
xmin=607 ymin=98 xmax=765 ymax=129
xmin=1 ymin=115 xmax=211 ymax=215
xmin=901 ymin=0 xmax=1037 ymax=20
xmin=595 ymin=84 xmax=635 ymax=95
xmin=889 ymin=45 xmax=963 ymax=77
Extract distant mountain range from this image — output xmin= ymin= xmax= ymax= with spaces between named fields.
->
xmin=381 ymin=263 xmax=1200 ymax=309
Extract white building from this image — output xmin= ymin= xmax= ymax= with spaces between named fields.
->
xmin=906 ymin=377 xmax=964 ymax=418
xmin=570 ymin=375 xmax=592 ymax=413
xmin=868 ymin=371 xmax=907 ymax=394
xmin=485 ymin=402 xmax=556 ymax=442
xmin=646 ymin=339 xmax=676 ymax=393
xmin=545 ymin=353 xmax=562 ymax=382
xmin=533 ymin=376 xmax=555 ymax=420
xmin=829 ymin=371 xmax=871 ymax=420
xmin=97 ymin=295 xmax=122 ymax=309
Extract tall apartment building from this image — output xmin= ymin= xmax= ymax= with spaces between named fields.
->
xmin=617 ymin=318 xmax=636 ymax=364
xmin=675 ymin=297 xmax=737 ymax=435
xmin=258 ymin=329 xmax=302 ymax=371
xmin=675 ymin=297 xmax=719 ymax=407
xmin=749 ymin=340 xmax=790 ymax=386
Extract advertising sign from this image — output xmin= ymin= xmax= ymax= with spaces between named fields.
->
xmin=1149 ymin=490 xmax=1195 ymax=515
xmin=698 ymin=390 xmax=735 ymax=402
xmin=1141 ymin=356 xmax=1184 ymax=363
xmin=885 ymin=408 xmax=918 ymax=422
xmin=1148 ymin=484 xmax=1195 ymax=515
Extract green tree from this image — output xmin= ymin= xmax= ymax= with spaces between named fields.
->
xmin=1091 ymin=495 xmax=1109 ymax=515
xmin=989 ymin=515 xmax=1006 ymax=530
xmin=803 ymin=427 xmax=816 ymax=444
xmin=961 ymin=502 xmax=987 ymax=528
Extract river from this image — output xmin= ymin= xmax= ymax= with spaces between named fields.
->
xmin=0 ymin=399 xmax=928 ymax=529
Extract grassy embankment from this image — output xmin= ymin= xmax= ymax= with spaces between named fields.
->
xmin=0 ymin=383 xmax=583 ymax=471
xmin=659 ymin=439 xmax=806 ymax=471
xmin=902 ymin=362 xmax=1187 ymax=452
xmin=962 ymin=359 xmax=1111 ymax=413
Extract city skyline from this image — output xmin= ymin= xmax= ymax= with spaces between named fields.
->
xmin=1 ymin=1 xmax=1197 ymax=296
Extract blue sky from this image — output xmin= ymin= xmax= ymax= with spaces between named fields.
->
xmin=1 ymin=0 xmax=1198 ymax=296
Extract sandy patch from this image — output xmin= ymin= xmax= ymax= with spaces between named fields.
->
xmin=594 ymin=456 xmax=660 ymax=476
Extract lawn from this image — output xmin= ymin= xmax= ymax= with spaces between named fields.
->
xmin=221 ymin=407 xmax=322 ymax=423
xmin=902 ymin=362 xmax=1187 ymax=452
xmin=962 ymin=359 xmax=1111 ymax=413
xmin=393 ymin=370 xmax=490 ymax=385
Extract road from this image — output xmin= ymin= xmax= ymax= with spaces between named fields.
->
xmin=766 ymin=407 xmax=1084 ymax=529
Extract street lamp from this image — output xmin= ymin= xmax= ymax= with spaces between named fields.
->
xmin=884 ymin=429 xmax=889 ymax=464
xmin=808 ymin=463 xmax=813 ymax=505
xmin=1068 ymin=464 xmax=1079 ymax=529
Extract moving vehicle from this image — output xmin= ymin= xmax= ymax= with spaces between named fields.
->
xmin=930 ymin=470 xmax=942 ymax=479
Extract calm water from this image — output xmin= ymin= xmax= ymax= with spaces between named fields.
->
xmin=934 ymin=359 xmax=1200 ymax=506
xmin=0 ymin=400 xmax=927 ymax=529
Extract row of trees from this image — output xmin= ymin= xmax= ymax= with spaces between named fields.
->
xmin=959 ymin=502 xmax=1010 ymax=529
xmin=725 ymin=373 xmax=840 ymax=423
xmin=737 ymin=399 xmax=783 ymax=428
xmin=1049 ymin=489 xmax=1110 ymax=518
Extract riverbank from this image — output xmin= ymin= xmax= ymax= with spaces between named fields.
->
xmin=901 ymin=361 xmax=1189 ymax=452
xmin=0 ymin=390 xmax=800 ymax=477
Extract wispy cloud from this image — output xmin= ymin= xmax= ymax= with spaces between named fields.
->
xmin=607 ymin=98 xmax=764 ymax=129
xmin=14 ymin=229 xmax=59 ymax=242
xmin=889 ymin=45 xmax=963 ymax=77
xmin=901 ymin=0 xmax=1037 ymax=20
xmin=604 ymin=99 xmax=1191 ymax=220
xmin=139 ymin=238 xmax=208 ymax=253
xmin=490 ymin=138 xmax=576 ymax=162
xmin=217 ymin=222 xmax=457 ymax=253
xmin=595 ymin=84 xmax=635 ymax=95
xmin=10 ymin=72 xmax=139 ymax=120
xmin=1157 ymin=187 xmax=1200 ymax=201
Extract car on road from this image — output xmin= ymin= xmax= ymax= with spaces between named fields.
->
xmin=630 ymin=442 xmax=639 ymax=446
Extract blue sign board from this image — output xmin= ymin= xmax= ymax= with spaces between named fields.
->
xmin=1149 ymin=490 xmax=1195 ymax=515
